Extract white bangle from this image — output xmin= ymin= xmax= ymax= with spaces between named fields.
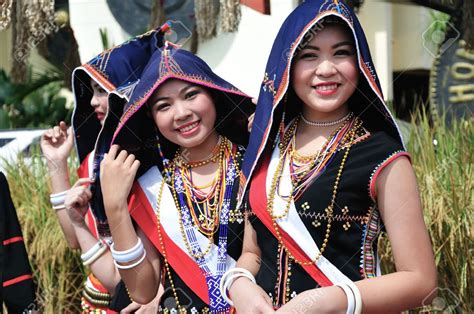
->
xmin=346 ymin=281 xmax=362 ymax=314
xmin=83 ymin=242 xmax=108 ymax=266
xmin=81 ymin=240 xmax=107 ymax=262
xmin=222 ymin=273 xmax=256 ymax=306
xmin=52 ymin=204 xmax=66 ymax=211
xmin=111 ymin=238 xmax=144 ymax=264
xmin=219 ymin=268 xmax=256 ymax=307
xmin=114 ymin=250 xmax=147 ymax=270
xmin=50 ymin=190 xmax=69 ymax=206
xmin=335 ymin=283 xmax=355 ymax=314
xmin=220 ymin=267 xmax=255 ymax=287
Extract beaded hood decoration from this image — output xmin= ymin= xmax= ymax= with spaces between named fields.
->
xmin=71 ymin=23 xmax=169 ymax=236
xmin=110 ymin=43 xmax=254 ymax=174
xmin=71 ymin=23 xmax=169 ymax=163
xmin=239 ymin=0 xmax=405 ymax=203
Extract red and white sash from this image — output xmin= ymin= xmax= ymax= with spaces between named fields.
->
xmin=250 ymin=144 xmax=355 ymax=287
xmin=128 ymin=166 xmax=237 ymax=305
xmin=77 ymin=151 xmax=100 ymax=239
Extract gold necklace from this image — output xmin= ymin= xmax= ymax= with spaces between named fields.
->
xmin=171 ymin=163 xmax=216 ymax=259
xmin=267 ymin=118 xmax=361 ymax=266
xmin=177 ymin=135 xmax=222 ymax=168
xmin=155 ymin=181 xmax=186 ymax=313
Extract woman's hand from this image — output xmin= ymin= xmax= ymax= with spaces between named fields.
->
xmin=64 ymin=178 xmax=94 ymax=227
xmin=230 ymin=277 xmax=275 ymax=314
xmin=100 ymin=145 xmax=140 ymax=216
xmin=40 ymin=121 xmax=74 ymax=164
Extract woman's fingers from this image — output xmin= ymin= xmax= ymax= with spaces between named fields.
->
xmin=107 ymin=145 xmax=121 ymax=161
xmin=123 ymin=153 xmax=136 ymax=168
xmin=115 ymin=149 xmax=129 ymax=163
xmin=52 ymin=126 xmax=61 ymax=139
xmin=72 ymin=177 xmax=94 ymax=188
xmin=59 ymin=121 xmax=68 ymax=132
xmin=130 ymin=159 xmax=141 ymax=175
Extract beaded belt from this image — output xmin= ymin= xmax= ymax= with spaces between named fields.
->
xmin=82 ymin=283 xmax=111 ymax=308
xmin=159 ymin=306 xmax=236 ymax=313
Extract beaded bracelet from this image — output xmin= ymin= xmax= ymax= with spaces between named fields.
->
xmin=114 ymin=250 xmax=147 ymax=270
xmin=50 ymin=190 xmax=69 ymax=206
xmin=110 ymin=238 xmax=144 ymax=264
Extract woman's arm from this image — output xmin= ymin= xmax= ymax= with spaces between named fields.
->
xmin=41 ymin=122 xmax=78 ymax=248
xmin=100 ymin=145 xmax=161 ymax=304
xmin=228 ymin=215 xmax=275 ymax=313
xmin=277 ymin=156 xmax=437 ymax=313
xmin=64 ymin=178 xmax=121 ymax=293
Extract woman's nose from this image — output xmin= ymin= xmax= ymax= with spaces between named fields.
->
xmin=174 ymin=101 xmax=192 ymax=120
xmin=315 ymin=59 xmax=337 ymax=77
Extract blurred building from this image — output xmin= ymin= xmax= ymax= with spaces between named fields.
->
xmin=0 ymin=0 xmax=435 ymax=105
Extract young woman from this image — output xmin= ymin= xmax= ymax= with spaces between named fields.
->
xmin=41 ymin=25 xmax=167 ymax=313
xmin=99 ymin=44 xmax=254 ymax=313
xmin=224 ymin=1 xmax=437 ymax=313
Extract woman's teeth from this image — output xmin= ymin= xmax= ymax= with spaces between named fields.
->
xmin=315 ymin=84 xmax=338 ymax=91
xmin=179 ymin=122 xmax=199 ymax=132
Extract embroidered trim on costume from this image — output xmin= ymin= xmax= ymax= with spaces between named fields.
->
xmin=262 ymin=72 xmax=277 ymax=96
xmin=359 ymin=206 xmax=382 ymax=279
xmin=297 ymin=210 xmax=369 ymax=224
xmin=368 ymin=150 xmax=410 ymax=201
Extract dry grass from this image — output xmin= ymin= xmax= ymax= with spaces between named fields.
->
xmin=3 ymin=111 xmax=472 ymax=312
xmin=379 ymin=111 xmax=473 ymax=313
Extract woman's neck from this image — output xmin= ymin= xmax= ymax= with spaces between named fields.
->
xmin=180 ymin=132 xmax=220 ymax=162
xmin=301 ymin=104 xmax=350 ymax=124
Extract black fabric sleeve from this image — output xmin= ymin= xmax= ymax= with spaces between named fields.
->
xmin=0 ymin=172 xmax=36 ymax=313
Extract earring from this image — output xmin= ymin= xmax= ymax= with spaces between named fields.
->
xmin=155 ymin=130 xmax=172 ymax=183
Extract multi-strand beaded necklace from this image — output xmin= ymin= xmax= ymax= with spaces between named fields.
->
xmin=176 ymin=136 xmax=228 ymax=236
xmin=267 ymin=114 xmax=362 ymax=266
xmin=156 ymin=136 xmax=238 ymax=312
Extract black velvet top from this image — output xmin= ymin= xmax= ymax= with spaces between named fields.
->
xmin=247 ymin=130 xmax=407 ymax=306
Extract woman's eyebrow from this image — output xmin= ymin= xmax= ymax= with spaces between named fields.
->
xmin=301 ymin=41 xmax=354 ymax=51
xmin=178 ymin=85 xmax=196 ymax=96
xmin=150 ymin=85 xmax=196 ymax=103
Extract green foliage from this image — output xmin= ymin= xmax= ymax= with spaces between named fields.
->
xmin=0 ymin=68 xmax=72 ymax=129
xmin=99 ymin=28 xmax=114 ymax=50
xmin=3 ymin=146 xmax=84 ymax=312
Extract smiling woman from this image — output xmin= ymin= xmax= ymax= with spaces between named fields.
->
xmin=148 ymin=80 xmax=219 ymax=157
xmin=99 ymin=44 xmax=254 ymax=312
xmin=228 ymin=1 xmax=437 ymax=313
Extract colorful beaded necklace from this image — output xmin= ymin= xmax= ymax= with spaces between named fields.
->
xmin=267 ymin=115 xmax=362 ymax=265
xmin=156 ymin=136 xmax=238 ymax=312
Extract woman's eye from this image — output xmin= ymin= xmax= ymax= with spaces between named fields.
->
xmin=335 ymin=49 xmax=353 ymax=56
xmin=185 ymin=90 xmax=199 ymax=99
xmin=155 ymin=103 xmax=170 ymax=112
xmin=299 ymin=52 xmax=318 ymax=59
